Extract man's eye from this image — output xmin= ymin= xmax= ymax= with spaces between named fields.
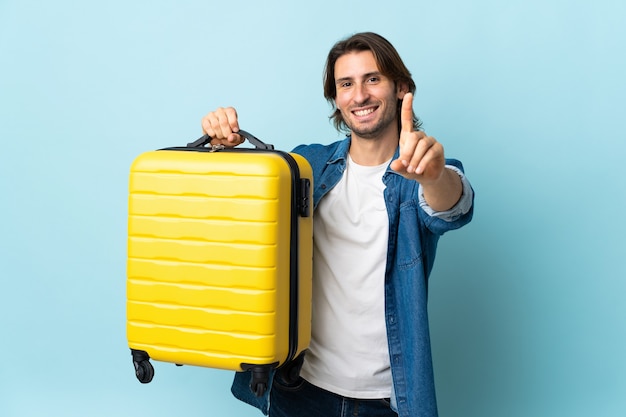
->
xmin=367 ymin=77 xmax=379 ymax=83
xmin=340 ymin=82 xmax=352 ymax=88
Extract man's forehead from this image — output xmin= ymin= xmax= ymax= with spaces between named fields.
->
xmin=334 ymin=50 xmax=381 ymax=80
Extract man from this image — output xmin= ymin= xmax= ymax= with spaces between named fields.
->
xmin=201 ymin=32 xmax=474 ymax=417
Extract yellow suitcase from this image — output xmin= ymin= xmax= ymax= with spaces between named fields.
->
xmin=126 ymin=131 xmax=313 ymax=396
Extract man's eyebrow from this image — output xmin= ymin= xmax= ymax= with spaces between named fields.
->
xmin=335 ymin=72 xmax=382 ymax=85
xmin=335 ymin=76 xmax=353 ymax=85
xmin=363 ymin=71 xmax=383 ymax=79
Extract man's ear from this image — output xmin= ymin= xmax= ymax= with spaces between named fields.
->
xmin=396 ymin=82 xmax=410 ymax=98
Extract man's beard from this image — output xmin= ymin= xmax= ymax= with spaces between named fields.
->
xmin=348 ymin=118 xmax=392 ymax=139
xmin=343 ymin=101 xmax=398 ymax=139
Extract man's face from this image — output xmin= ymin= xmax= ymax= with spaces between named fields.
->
xmin=334 ymin=50 xmax=406 ymax=140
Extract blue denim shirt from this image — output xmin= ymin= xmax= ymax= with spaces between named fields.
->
xmin=231 ymin=137 xmax=474 ymax=417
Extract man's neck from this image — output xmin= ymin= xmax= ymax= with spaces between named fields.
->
xmin=349 ymin=130 xmax=398 ymax=166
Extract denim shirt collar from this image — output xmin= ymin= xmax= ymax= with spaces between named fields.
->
xmin=325 ymin=135 xmax=402 ymax=176
xmin=326 ymin=136 xmax=350 ymax=165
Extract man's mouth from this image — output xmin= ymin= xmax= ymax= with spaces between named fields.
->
xmin=352 ymin=106 xmax=377 ymax=117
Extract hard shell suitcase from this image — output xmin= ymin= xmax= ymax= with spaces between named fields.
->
xmin=126 ymin=131 xmax=313 ymax=396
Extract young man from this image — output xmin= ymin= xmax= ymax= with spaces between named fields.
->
xmin=201 ymin=32 xmax=474 ymax=417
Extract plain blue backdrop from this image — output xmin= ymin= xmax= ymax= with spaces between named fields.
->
xmin=1 ymin=0 xmax=624 ymax=416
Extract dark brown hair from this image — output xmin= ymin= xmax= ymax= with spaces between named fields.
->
xmin=323 ymin=32 xmax=422 ymax=133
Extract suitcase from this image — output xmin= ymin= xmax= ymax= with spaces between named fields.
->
xmin=126 ymin=130 xmax=313 ymax=396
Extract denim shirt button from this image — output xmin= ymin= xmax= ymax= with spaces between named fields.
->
xmin=321 ymin=184 xmax=327 ymax=189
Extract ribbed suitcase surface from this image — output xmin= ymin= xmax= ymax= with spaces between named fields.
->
xmin=126 ymin=138 xmax=312 ymax=392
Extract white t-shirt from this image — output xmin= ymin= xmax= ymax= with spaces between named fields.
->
xmin=299 ymin=155 xmax=392 ymax=399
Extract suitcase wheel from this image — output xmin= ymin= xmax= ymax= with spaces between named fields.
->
xmin=134 ymin=359 xmax=154 ymax=383
xmin=253 ymin=381 xmax=267 ymax=397
xmin=131 ymin=349 xmax=154 ymax=383
xmin=242 ymin=364 xmax=276 ymax=397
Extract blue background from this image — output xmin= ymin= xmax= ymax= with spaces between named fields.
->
xmin=1 ymin=0 xmax=625 ymax=416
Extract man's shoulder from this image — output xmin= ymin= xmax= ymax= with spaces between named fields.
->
xmin=292 ymin=137 xmax=350 ymax=162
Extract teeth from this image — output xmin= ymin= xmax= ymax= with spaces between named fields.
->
xmin=354 ymin=108 xmax=375 ymax=117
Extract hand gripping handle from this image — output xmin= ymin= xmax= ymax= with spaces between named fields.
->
xmin=187 ymin=130 xmax=274 ymax=150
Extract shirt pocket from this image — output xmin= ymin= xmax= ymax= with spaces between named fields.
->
xmin=396 ymin=200 xmax=424 ymax=271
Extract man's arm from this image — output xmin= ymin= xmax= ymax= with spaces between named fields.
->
xmin=390 ymin=92 xmax=464 ymax=211
xmin=420 ymin=167 xmax=463 ymax=212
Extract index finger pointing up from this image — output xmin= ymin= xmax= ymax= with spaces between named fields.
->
xmin=401 ymin=92 xmax=414 ymax=133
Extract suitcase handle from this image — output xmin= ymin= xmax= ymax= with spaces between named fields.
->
xmin=187 ymin=130 xmax=275 ymax=150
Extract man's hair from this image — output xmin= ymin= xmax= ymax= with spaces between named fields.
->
xmin=323 ymin=32 xmax=422 ymax=134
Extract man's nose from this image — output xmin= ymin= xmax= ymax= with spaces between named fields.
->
xmin=353 ymin=83 xmax=369 ymax=104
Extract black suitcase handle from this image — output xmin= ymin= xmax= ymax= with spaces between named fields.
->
xmin=188 ymin=130 xmax=274 ymax=150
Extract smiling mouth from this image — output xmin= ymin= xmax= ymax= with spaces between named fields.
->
xmin=352 ymin=107 xmax=377 ymax=117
